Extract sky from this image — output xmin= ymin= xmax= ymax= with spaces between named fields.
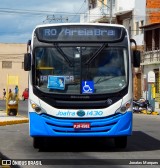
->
xmin=0 ymin=0 xmax=87 ymax=43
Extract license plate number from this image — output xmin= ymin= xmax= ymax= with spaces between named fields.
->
xmin=73 ymin=123 xmax=90 ymax=129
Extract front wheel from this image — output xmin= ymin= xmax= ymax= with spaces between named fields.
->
xmin=147 ymin=106 xmax=153 ymax=114
xmin=114 ymin=136 xmax=127 ymax=148
xmin=133 ymin=105 xmax=140 ymax=113
xmin=33 ymin=137 xmax=43 ymax=149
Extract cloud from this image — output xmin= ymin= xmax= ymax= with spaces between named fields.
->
xmin=0 ymin=0 xmax=85 ymax=43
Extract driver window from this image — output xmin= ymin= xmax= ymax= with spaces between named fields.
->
xmin=97 ymin=49 xmax=124 ymax=76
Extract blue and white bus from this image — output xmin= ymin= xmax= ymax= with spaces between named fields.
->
xmin=24 ymin=23 xmax=140 ymax=149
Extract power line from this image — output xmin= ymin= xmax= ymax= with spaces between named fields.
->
xmin=97 ymin=0 xmax=110 ymax=9
xmin=70 ymin=0 xmax=87 ymax=22
xmin=0 ymin=7 xmax=85 ymax=17
xmin=43 ymin=15 xmax=68 ymax=23
xmin=0 ymin=7 xmax=159 ymax=19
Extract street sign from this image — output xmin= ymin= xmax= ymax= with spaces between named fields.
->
xmin=147 ymin=71 xmax=155 ymax=83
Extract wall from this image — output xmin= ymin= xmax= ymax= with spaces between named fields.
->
xmin=133 ymin=0 xmax=146 ymax=45
xmin=146 ymin=0 xmax=160 ymax=24
xmin=142 ymin=64 xmax=160 ymax=99
xmin=116 ymin=0 xmax=135 ymax=12
xmin=0 ymin=43 xmax=28 ymax=99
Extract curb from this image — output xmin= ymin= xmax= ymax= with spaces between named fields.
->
xmin=0 ymin=110 xmax=29 ymax=126
xmin=141 ymin=110 xmax=159 ymax=115
xmin=0 ymin=118 xmax=29 ymax=126
xmin=134 ymin=111 xmax=159 ymax=115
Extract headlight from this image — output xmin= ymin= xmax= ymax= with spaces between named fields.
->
xmin=116 ymin=100 xmax=132 ymax=114
xmin=30 ymin=100 xmax=46 ymax=114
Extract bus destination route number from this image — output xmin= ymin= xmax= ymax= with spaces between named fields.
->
xmin=36 ymin=25 xmax=123 ymax=42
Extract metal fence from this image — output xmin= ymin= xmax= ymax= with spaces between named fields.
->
xmin=141 ymin=49 xmax=160 ymax=63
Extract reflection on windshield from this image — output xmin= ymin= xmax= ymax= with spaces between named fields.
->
xmin=34 ymin=45 xmax=128 ymax=94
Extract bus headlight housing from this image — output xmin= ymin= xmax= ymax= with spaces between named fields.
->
xmin=116 ymin=100 xmax=132 ymax=114
xmin=30 ymin=100 xmax=46 ymax=114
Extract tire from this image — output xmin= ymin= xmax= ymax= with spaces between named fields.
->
xmin=133 ymin=106 xmax=139 ymax=113
xmin=11 ymin=109 xmax=17 ymax=116
xmin=33 ymin=137 xmax=43 ymax=149
xmin=8 ymin=109 xmax=17 ymax=116
xmin=147 ymin=106 xmax=153 ymax=113
xmin=114 ymin=136 xmax=127 ymax=148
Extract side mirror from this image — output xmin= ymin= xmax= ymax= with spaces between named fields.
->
xmin=24 ymin=53 xmax=31 ymax=71
xmin=133 ymin=50 xmax=140 ymax=68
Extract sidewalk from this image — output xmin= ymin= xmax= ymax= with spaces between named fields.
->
xmin=155 ymin=108 xmax=160 ymax=113
xmin=0 ymin=110 xmax=29 ymax=126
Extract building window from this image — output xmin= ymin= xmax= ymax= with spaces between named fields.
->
xmin=129 ymin=26 xmax=131 ymax=38
xmin=140 ymin=20 xmax=144 ymax=34
xmin=155 ymin=69 xmax=160 ymax=93
xmin=89 ymin=0 xmax=97 ymax=9
xmin=135 ymin=21 xmax=139 ymax=35
xmin=2 ymin=61 xmax=12 ymax=69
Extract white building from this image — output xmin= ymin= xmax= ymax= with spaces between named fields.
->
xmin=80 ymin=0 xmax=146 ymax=46
xmin=140 ymin=23 xmax=160 ymax=108
xmin=80 ymin=0 xmax=115 ymax=23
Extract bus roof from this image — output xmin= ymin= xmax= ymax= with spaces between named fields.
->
xmin=34 ymin=23 xmax=125 ymax=30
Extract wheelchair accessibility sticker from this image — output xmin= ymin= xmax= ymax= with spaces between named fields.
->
xmin=82 ymin=81 xmax=94 ymax=93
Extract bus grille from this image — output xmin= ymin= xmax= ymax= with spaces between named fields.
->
xmin=41 ymin=113 xmax=122 ymax=134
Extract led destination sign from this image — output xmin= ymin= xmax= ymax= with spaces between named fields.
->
xmin=36 ymin=25 xmax=125 ymax=42
xmin=44 ymin=28 xmax=115 ymax=36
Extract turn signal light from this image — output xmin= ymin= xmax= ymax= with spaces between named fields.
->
xmin=31 ymin=103 xmax=37 ymax=109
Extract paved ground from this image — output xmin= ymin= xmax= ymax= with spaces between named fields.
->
xmin=0 ymin=110 xmax=29 ymax=126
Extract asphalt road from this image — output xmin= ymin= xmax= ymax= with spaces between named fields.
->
xmin=0 ymin=113 xmax=160 ymax=168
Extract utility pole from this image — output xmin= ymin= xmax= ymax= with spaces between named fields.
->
xmin=98 ymin=0 xmax=112 ymax=23
xmin=43 ymin=15 xmax=68 ymax=23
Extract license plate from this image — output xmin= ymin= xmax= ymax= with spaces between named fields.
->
xmin=73 ymin=123 xmax=90 ymax=129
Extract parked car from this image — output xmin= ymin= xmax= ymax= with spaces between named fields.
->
xmin=22 ymin=88 xmax=29 ymax=100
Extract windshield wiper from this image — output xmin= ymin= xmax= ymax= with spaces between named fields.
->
xmin=95 ymin=76 xmax=118 ymax=84
xmin=85 ymin=43 xmax=108 ymax=65
xmin=54 ymin=43 xmax=73 ymax=67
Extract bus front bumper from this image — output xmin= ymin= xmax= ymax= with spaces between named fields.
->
xmin=29 ymin=112 xmax=132 ymax=137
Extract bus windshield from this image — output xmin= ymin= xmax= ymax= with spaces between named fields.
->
xmin=34 ymin=44 xmax=128 ymax=94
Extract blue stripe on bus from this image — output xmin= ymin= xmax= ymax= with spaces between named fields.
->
xmin=29 ymin=112 xmax=132 ymax=137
